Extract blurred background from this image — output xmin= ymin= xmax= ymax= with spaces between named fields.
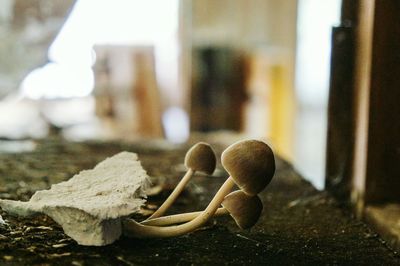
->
xmin=0 ymin=0 xmax=341 ymax=189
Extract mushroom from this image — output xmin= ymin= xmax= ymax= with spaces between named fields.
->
xmin=142 ymin=190 xmax=263 ymax=229
xmin=221 ymin=139 xmax=275 ymax=196
xmin=221 ymin=190 xmax=263 ymax=229
xmin=123 ymin=139 xmax=275 ymax=238
xmin=147 ymin=142 xmax=216 ymax=219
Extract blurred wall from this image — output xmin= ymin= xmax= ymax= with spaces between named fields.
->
xmin=190 ymin=0 xmax=298 ymax=159
xmin=0 ymin=0 xmax=74 ymax=97
xmin=191 ymin=0 xmax=297 ymax=49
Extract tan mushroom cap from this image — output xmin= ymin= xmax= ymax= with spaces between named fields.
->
xmin=221 ymin=139 xmax=275 ymax=195
xmin=184 ymin=142 xmax=217 ymax=175
xmin=221 ymin=190 xmax=263 ymax=229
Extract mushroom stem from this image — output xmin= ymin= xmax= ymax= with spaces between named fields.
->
xmin=146 ymin=142 xmax=216 ymax=220
xmin=123 ymin=177 xmax=235 ymax=238
xmin=147 ymin=168 xmax=194 ymax=219
xmin=142 ymin=207 xmax=229 ymax=226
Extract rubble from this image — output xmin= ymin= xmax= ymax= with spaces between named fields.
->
xmin=0 ymin=152 xmax=150 ymax=246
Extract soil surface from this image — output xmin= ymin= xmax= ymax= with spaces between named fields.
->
xmin=0 ymin=138 xmax=399 ymax=265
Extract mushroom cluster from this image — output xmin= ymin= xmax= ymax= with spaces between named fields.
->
xmin=123 ymin=139 xmax=275 ymax=238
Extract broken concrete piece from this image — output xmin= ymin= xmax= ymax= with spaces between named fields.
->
xmin=0 ymin=152 xmax=150 ymax=246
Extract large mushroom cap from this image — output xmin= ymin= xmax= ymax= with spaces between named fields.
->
xmin=184 ymin=142 xmax=216 ymax=175
xmin=221 ymin=139 xmax=275 ymax=195
xmin=222 ymin=190 xmax=263 ymax=229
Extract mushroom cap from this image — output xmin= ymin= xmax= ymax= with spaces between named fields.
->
xmin=221 ymin=139 xmax=275 ymax=195
xmin=221 ymin=190 xmax=263 ymax=229
xmin=184 ymin=142 xmax=216 ymax=175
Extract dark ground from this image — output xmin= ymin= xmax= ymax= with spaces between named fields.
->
xmin=0 ymin=138 xmax=399 ymax=265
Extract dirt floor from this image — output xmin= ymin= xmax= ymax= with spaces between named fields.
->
xmin=0 ymin=138 xmax=399 ymax=265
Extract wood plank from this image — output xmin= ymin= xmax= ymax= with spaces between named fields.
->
xmin=351 ymin=0 xmax=400 ymax=207
xmin=325 ymin=26 xmax=355 ymax=199
xmin=364 ymin=0 xmax=400 ymax=203
xmin=325 ymin=0 xmax=359 ymax=200
xmin=351 ymin=0 xmax=375 ymax=211
xmin=131 ymin=50 xmax=164 ymax=138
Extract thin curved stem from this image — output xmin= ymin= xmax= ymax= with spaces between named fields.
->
xmin=141 ymin=207 xmax=229 ymax=226
xmin=147 ymin=168 xmax=194 ymax=220
xmin=123 ymin=177 xmax=235 ymax=238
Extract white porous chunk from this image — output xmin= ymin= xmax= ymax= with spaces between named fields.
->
xmin=0 ymin=214 xmax=5 ymax=226
xmin=0 ymin=152 xmax=150 ymax=246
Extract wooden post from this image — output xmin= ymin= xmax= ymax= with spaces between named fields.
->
xmin=328 ymin=0 xmax=400 ymax=205
xmin=131 ymin=50 xmax=164 ymax=138
xmin=325 ymin=0 xmax=358 ymax=200
xmin=361 ymin=0 xmax=400 ymax=204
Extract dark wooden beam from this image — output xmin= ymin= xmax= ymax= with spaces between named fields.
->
xmin=325 ymin=0 xmax=359 ymax=200
xmin=364 ymin=0 xmax=400 ymax=203
xmin=325 ymin=25 xmax=355 ymax=200
xmin=327 ymin=0 xmax=400 ymax=205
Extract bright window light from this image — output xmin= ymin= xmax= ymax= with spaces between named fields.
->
xmin=20 ymin=0 xmax=179 ymax=100
xmin=295 ymin=0 xmax=342 ymax=106
xmin=294 ymin=0 xmax=342 ymax=190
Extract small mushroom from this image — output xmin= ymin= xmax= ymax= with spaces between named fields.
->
xmin=142 ymin=190 xmax=262 ymax=229
xmin=184 ymin=142 xmax=217 ymax=175
xmin=147 ymin=142 xmax=216 ymax=219
xmin=123 ymin=139 xmax=275 ymax=238
xmin=221 ymin=190 xmax=263 ymax=229
xmin=221 ymin=139 xmax=275 ymax=196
